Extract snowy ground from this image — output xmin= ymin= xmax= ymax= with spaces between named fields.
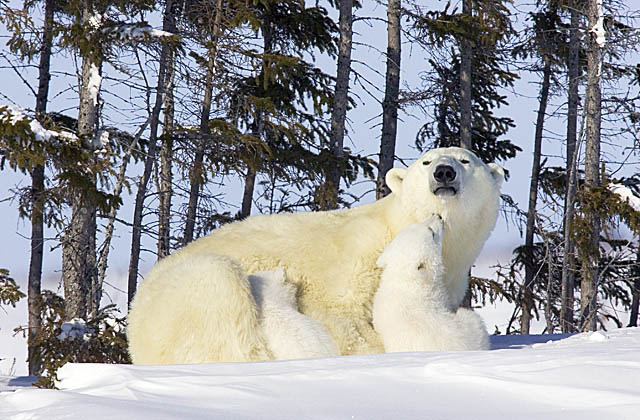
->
xmin=1 ymin=328 xmax=639 ymax=420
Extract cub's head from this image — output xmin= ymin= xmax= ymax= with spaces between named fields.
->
xmin=385 ymin=147 xmax=504 ymax=224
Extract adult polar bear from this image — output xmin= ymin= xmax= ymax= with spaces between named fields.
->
xmin=127 ymin=147 xmax=504 ymax=364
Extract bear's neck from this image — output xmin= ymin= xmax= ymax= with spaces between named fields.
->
xmin=377 ymin=192 xmax=496 ymax=308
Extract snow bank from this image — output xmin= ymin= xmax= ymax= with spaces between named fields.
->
xmin=2 ymin=328 xmax=639 ymax=420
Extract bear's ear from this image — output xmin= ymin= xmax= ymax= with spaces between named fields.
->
xmin=386 ymin=168 xmax=407 ymax=194
xmin=488 ymin=163 xmax=505 ymax=187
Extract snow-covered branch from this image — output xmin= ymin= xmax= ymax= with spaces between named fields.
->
xmin=0 ymin=105 xmax=78 ymax=144
xmin=609 ymin=183 xmax=640 ymax=212
xmin=102 ymin=23 xmax=180 ymax=43
xmin=56 ymin=318 xmax=94 ymax=341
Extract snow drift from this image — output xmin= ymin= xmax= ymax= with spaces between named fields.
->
xmin=1 ymin=328 xmax=639 ymax=420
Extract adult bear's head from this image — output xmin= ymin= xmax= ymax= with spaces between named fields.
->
xmin=385 ymin=147 xmax=504 ymax=229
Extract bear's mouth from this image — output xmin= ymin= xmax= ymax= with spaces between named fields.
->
xmin=433 ymin=186 xmax=458 ymax=197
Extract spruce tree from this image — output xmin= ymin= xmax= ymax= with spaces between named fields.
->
xmin=376 ymin=0 xmax=402 ymax=199
xmin=407 ymin=0 xmax=520 ymax=164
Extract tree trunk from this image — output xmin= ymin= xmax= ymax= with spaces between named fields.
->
xmin=629 ymin=247 xmax=640 ymax=327
xmin=62 ymin=194 xmax=96 ymax=320
xmin=28 ymin=164 xmax=44 ymax=376
xmin=376 ymin=0 xmax=401 ymax=199
xmin=62 ymin=3 xmax=102 ymax=321
xmin=325 ymin=0 xmax=353 ymax=208
xmin=630 ymin=278 xmax=640 ymax=327
xmin=560 ymin=8 xmax=581 ymax=334
xmin=184 ymin=0 xmax=223 ymax=244
xmin=127 ymin=0 xmax=178 ymax=305
xmin=459 ymin=0 xmax=472 ymax=150
xmin=521 ymin=59 xmax=552 ymax=334
xmin=580 ymin=0 xmax=604 ymax=332
xmin=97 ymin=119 xmax=149 ymax=305
xmin=157 ymin=51 xmax=175 ymax=260
xmin=27 ymin=0 xmax=54 ymax=376
xmin=239 ymin=15 xmax=272 ymax=219
xmin=240 ymin=166 xmax=256 ymax=219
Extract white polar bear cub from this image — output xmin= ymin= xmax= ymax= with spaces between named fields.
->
xmin=249 ymin=268 xmax=339 ymax=359
xmin=373 ymin=215 xmax=489 ymax=352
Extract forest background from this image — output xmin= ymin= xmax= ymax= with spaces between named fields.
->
xmin=1 ymin=0 xmax=640 ymax=383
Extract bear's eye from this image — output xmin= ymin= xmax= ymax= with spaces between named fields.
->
xmin=460 ymin=159 xmax=470 ymax=164
xmin=422 ymin=160 xmax=431 ymax=166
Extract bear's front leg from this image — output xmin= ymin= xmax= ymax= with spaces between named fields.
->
xmin=373 ymin=216 xmax=489 ymax=352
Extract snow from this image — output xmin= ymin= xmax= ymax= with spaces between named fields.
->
xmin=1 ymin=104 xmax=78 ymax=144
xmin=1 ymin=104 xmax=26 ymax=125
xmin=87 ymin=62 xmax=102 ymax=107
xmin=609 ymin=183 xmax=640 ymax=212
xmin=591 ymin=0 xmax=606 ymax=48
xmin=56 ymin=318 xmax=93 ymax=341
xmin=92 ymin=129 xmax=110 ymax=150
xmin=88 ymin=13 xmax=103 ymax=30
xmin=113 ymin=24 xmax=176 ymax=40
xmin=2 ymin=328 xmax=639 ymax=419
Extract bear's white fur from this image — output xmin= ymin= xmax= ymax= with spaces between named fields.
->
xmin=127 ymin=147 xmax=504 ymax=364
xmin=249 ymin=268 xmax=339 ymax=359
xmin=373 ymin=215 xmax=490 ymax=352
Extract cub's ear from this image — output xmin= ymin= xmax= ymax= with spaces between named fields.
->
xmin=488 ymin=163 xmax=505 ymax=188
xmin=386 ymin=168 xmax=407 ymax=194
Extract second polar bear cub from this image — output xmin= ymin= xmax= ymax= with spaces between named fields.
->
xmin=249 ymin=268 xmax=339 ymax=359
xmin=374 ymin=215 xmax=489 ymax=352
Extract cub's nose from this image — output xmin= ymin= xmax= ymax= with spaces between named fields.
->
xmin=434 ymin=164 xmax=456 ymax=183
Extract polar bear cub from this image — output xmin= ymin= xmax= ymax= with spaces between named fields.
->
xmin=249 ymin=268 xmax=339 ymax=359
xmin=373 ymin=215 xmax=490 ymax=352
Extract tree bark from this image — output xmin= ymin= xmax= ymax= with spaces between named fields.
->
xmin=629 ymin=247 xmax=640 ymax=327
xmin=580 ymin=0 xmax=604 ymax=332
xmin=325 ymin=0 xmax=353 ymax=208
xmin=560 ymin=8 xmax=581 ymax=334
xmin=521 ymin=58 xmax=552 ymax=334
xmin=184 ymin=0 xmax=223 ymax=244
xmin=127 ymin=0 xmax=178 ymax=305
xmin=459 ymin=0 xmax=473 ymax=150
xmin=240 ymin=166 xmax=256 ymax=219
xmin=27 ymin=0 xmax=54 ymax=376
xmin=239 ymin=14 xmax=273 ymax=219
xmin=376 ymin=0 xmax=401 ymax=200
xmin=157 ymin=50 xmax=176 ymax=260
xmin=62 ymin=2 xmax=102 ymax=321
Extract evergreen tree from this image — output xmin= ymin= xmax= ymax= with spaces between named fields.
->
xmin=407 ymin=0 xmax=520 ymax=164
xmin=323 ymin=0 xmax=354 ymax=209
xmin=376 ymin=0 xmax=402 ymax=199
xmin=578 ymin=0 xmax=605 ymax=332
xmin=515 ymin=3 xmax=564 ymax=334
xmin=127 ymin=0 xmax=182 ymax=304
xmin=560 ymin=3 xmax=581 ymax=333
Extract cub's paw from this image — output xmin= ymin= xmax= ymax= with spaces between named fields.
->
xmin=377 ymin=216 xmax=444 ymax=270
xmin=421 ymin=214 xmax=444 ymax=247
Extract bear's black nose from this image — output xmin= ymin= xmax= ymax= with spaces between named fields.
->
xmin=434 ymin=164 xmax=456 ymax=183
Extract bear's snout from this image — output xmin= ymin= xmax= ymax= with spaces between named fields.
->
xmin=434 ymin=164 xmax=456 ymax=183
